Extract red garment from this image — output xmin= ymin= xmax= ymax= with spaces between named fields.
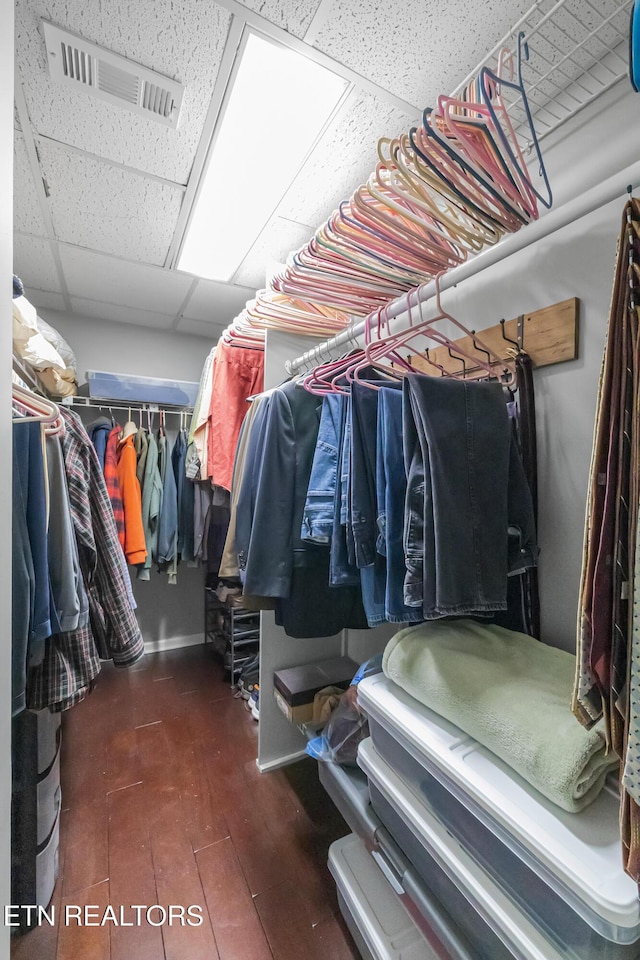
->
xmin=207 ymin=338 xmax=264 ymax=491
xmin=116 ymin=435 xmax=147 ymax=565
xmin=104 ymin=426 xmax=125 ymax=549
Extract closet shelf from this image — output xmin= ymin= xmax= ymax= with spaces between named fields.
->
xmin=454 ymin=0 xmax=633 ymax=146
xmin=62 ymin=396 xmax=194 ymax=414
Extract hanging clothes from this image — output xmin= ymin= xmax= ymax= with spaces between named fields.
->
xmin=45 ymin=433 xmax=88 ymax=635
xmin=187 ymin=344 xmax=216 ymax=482
xmin=573 ymin=197 xmax=640 ymax=882
xmin=12 ymin=423 xmax=39 ymax=716
xmin=402 ymin=374 xmax=537 ymax=620
xmin=12 ymin=421 xmax=51 ymax=657
xmin=87 ymin=416 xmax=112 ymax=474
xmin=104 ymin=425 xmax=125 ymax=550
xmin=376 ymin=386 xmax=424 ymax=625
xmin=137 ymin=429 xmax=163 ymax=582
xmin=236 ymin=380 xmax=368 ymax=638
xmin=219 ymin=393 xmax=270 ymax=578
xmin=207 ymin=338 xmax=264 ymax=492
xmin=175 ymin=429 xmax=195 ymax=563
xmin=116 ymin=433 xmax=147 ymax=566
xmin=28 ymin=409 xmax=144 ymax=712
xmin=157 ymin=430 xmax=178 ymax=584
xmin=134 ymin=425 xmax=149 ymax=488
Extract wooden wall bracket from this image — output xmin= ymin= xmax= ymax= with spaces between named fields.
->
xmin=407 ymin=297 xmax=579 ymax=377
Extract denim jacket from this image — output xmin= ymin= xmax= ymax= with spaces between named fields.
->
xmin=300 ymin=393 xmax=343 ymax=545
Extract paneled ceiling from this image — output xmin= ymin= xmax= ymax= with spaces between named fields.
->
xmin=13 ymin=0 xmax=534 ymax=341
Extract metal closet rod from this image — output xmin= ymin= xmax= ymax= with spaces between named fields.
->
xmin=285 ymin=160 xmax=640 ymax=375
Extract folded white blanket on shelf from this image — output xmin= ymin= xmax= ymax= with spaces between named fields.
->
xmin=382 ymin=620 xmax=618 ymax=812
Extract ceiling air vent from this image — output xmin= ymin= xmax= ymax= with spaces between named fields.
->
xmin=42 ymin=21 xmax=184 ymax=128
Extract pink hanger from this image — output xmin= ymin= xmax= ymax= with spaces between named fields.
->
xmin=363 ymin=273 xmax=514 ymax=385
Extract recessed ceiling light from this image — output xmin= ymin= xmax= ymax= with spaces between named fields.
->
xmin=177 ymin=31 xmax=348 ymax=283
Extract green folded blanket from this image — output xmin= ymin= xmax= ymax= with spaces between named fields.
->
xmin=382 ymin=620 xmax=618 ymax=812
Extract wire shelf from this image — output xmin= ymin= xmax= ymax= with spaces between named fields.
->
xmin=453 ymin=0 xmax=633 ymax=144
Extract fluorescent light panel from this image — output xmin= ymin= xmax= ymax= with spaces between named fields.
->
xmin=177 ymin=33 xmax=348 ymax=282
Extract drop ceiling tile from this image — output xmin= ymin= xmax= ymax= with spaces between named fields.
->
xmin=177 ymin=317 xmax=227 ymax=339
xmin=181 ymin=278 xmax=256 ymax=324
xmin=278 ymin=89 xmax=416 ymax=228
xmin=15 ymin=0 xmax=232 ymax=183
xmin=312 ymin=0 xmax=532 ymax=106
xmin=70 ymin=297 xmax=176 ymax=331
xmin=14 ymin=133 xmax=47 ymax=237
xmin=233 ymin=217 xmax=313 ymax=289
xmin=236 ymin=0 xmax=322 ymax=38
xmin=38 ymin=140 xmax=183 ymax=265
xmin=24 ymin=289 xmax=67 ymax=312
xmin=13 ymin=235 xmax=62 ymax=292
xmin=59 ymin=244 xmax=192 ymax=313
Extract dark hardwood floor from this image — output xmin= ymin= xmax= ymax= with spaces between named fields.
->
xmin=11 ymin=644 xmax=360 ymax=960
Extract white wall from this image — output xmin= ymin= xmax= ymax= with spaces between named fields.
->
xmin=38 ymin=308 xmax=213 ymax=384
xmin=1 ymin=0 xmax=13 ymax=949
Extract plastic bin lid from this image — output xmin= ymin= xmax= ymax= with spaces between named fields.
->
xmin=357 ymin=674 xmax=640 ymax=935
xmin=358 ymin=739 xmax=566 ymax=960
xmin=328 ymin=834 xmax=439 ymax=960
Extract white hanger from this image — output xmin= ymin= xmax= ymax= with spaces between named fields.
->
xmin=12 ymin=383 xmax=63 ymax=436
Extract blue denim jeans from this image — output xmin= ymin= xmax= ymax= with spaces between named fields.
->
xmin=351 ymin=381 xmax=410 ymax=627
xmin=377 ymin=387 xmax=425 ymax=624
xmin=403 ymin=374 xmax=537 ymax=619
xmin=350 ymin=381 xmax=381 ymax=568
xmin=330 ymin=394 xmax=360 ymax=587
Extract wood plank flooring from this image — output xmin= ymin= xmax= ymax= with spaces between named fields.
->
xmin=11 ymin=644 xmax=359 ymax=960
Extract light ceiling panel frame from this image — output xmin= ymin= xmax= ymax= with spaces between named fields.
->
xmin=452 ymin=0 xmax=633 ymax=145
xmin=168 ymin=20 xmax=354 ymax=277
xmin=165 ymin=3 xmax=422 ymax=274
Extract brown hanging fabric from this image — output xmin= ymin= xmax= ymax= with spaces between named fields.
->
xmin=572 ymin=196 xmax=640 ymax=881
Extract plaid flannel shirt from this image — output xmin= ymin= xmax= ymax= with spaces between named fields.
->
xmin=28 ymin=411 xmax=144 ymax=711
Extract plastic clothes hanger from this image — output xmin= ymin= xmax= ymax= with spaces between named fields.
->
xmin=380 ymin=136 xmax=492 ymax=254
xmin=362 ymin=273 xmax=514 ymax=385
xmin=439 ymin=95 xmax=537 ymax=220
xmin=347 ymin=296 xmax=420 ymax=389
xmin=479 ymin=35 xmax=552 ymax=211
xmin=407 ymin=123 xmax=511 ymax=236
xmin=414 ymin=114 xmax=526 ymax=231
xmin=12 ymin=382 xmax=63 ymax=436
xmin=120 ymin=406 xmax=137 ymax=442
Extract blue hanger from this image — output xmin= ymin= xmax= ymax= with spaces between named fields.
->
xmin=479 ymin=32 xmax=553 ymax=210
xmin=407 ymin=126 xmax=496 ymax=230
xmin=420 ymin=108 xmax=529 ymax=225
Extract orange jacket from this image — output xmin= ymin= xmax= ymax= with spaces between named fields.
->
xmin=116 ymin=436 xmax=147 ymax=565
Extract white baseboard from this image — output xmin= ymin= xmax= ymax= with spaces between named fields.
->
xmin=255 ymin=749 xmax=308 ymax=774
xmin=143 ymin=633 xmax=205 ymax=655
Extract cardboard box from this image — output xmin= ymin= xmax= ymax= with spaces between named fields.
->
xmin=273 ymin=657 xmax=359 ymax=725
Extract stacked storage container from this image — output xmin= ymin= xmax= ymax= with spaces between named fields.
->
xmin=353 ymin=673 xmax=640 ymax=960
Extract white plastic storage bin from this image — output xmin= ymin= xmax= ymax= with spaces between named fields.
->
xmin=318 ymin=760 xmax=380 ymax=840
xmin=358 ymin=673 xmax=640 ymax=946
xmin=329 ymin=833 xmax=441 ymax=960
xmin=85 ymin=370 xmax=198 ymax=406
xmin=36 ymin=750 xmax=61 ymax=847
xmin=35 ymin=806 xmax=60 ymax=910
xmin=318 ymin=761 xmax=485 ymax=960
xmin=36 ymin=709 xmax=61 ymax=774
xmin=359 ymin=738 xmax=640 ymax=960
